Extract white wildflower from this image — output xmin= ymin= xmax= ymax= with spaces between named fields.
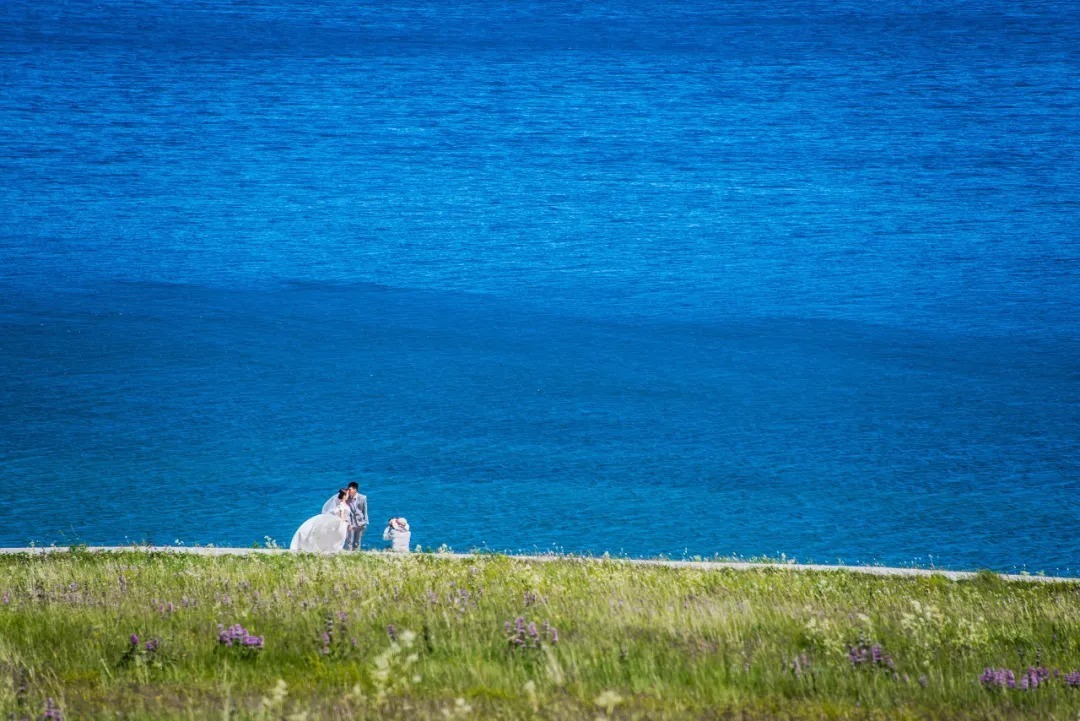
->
xmin=594 ymin=689 xmax=623 ymax=715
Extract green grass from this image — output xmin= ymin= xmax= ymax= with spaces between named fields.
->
xmin=0 ymin=551 xmax=1078 ymax=720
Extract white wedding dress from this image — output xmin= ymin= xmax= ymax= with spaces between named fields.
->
xmin=290 ymin=501 xmax=349 ymax=553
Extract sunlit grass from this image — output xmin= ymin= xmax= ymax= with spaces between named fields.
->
xmin=0 ymin=550 xmax=1078 ymax=719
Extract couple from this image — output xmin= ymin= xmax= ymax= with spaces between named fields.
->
xmin=289 ymin=481 xmax=368 ymax=553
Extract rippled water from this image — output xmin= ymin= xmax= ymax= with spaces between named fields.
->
xmin=1 ymin=0 xmax=1077 ymax=572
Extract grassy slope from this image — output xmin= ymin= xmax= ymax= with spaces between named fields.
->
xmin=0 ymin=551 xmax=1078 ymax=720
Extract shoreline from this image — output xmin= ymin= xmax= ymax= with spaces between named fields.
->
xmin=0 ymin=545 xmax=1075 ymax=583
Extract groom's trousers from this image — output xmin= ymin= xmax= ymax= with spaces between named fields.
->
xmin=345 ymin=525 xmax=366 ymax=550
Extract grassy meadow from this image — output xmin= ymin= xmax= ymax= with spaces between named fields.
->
xmin=0 ymin=550 xmax=1078 ymax=720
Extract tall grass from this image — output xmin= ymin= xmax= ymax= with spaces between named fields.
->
xmin=0 ymin=551 xmax=1077 ymax=719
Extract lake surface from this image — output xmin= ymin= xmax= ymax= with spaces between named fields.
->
xmin=1 ymin=0 xmax=1077 ymax=573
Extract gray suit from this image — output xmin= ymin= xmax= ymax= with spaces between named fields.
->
xmin=344 ymin=494 xmax=368 ymax=550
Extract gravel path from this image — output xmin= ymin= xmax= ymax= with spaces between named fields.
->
xmin=0 ymin=546 xmax=1074 ymax=583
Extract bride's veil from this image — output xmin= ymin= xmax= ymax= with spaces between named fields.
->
xmin=321 ymin=494 xmax=340 ymax=515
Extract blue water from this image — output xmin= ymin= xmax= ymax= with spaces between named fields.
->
xmin=1 ymin=0 xmax=1077 ymax=573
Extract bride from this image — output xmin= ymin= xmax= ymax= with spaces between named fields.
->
xmin=290 ymin=489 xmax=350 ymax=553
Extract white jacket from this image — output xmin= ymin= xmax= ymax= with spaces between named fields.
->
xmin=382 ymin=525 xmax=411 ymax=553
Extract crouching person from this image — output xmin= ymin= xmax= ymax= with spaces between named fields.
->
xmin=382 ymin=517 xmax=411 ymax=553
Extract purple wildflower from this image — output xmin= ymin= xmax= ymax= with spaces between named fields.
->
xmin=978 ymin=666 xmax=1080 ymax=691
xmin=387 ymin=624 xmax=397 ymax=641
xmin=848 ymin=641 xmax=894 ymax=671
xmin=218 ymin=623 xmax=263 ymax=651
xmin=505 ymin=617 xmax=558 ymax=650
xmin=129 ymin=634 xmax=139 ymax=647
xmin=791 ymin=654 xmax=810 ymax=677
xmin=1018 ymin=667 xmax=1052 ymax=690
xmin=979 ymin=668 xmax=1016 ymax=689
xmin=918 ymin=675 xmax=928 ymax=688
xmin=2 ymin=591 xmax=9 ymax=604
xmin=145 ymin=638 xmax=159 ymax=652
xmin=43 ymin=698 xmax=62 ymax=721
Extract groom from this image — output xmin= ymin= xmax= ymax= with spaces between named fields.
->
xmin=344 ymin=481 xmax=369 ymax=551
